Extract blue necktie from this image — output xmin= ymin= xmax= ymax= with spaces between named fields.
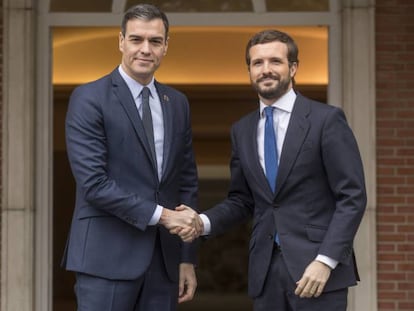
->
xmin=264 ymin=106 xmax=278 ymax=193
xmin=264 ymin=106 xmax=280 ymax=245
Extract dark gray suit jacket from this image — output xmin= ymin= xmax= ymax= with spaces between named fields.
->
xmin=204 ymin=93 xmax=366 ymax=298
xmin=62 ymin=68 xmax=198 ymax=282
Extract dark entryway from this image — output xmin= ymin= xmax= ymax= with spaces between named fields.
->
xmin=53 ymin=84 xmax=326 ymax=310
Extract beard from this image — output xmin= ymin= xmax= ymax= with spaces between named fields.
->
xmin=251 ymin=73 xmax=291 ymax=101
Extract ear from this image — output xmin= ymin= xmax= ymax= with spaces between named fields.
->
xmin=290 ymin=62 xmax=298 ymax=78
xmin=119 ymin=32 xmax=124 ymax=52
xmin=163 ymin=36 xmax=169 ymax=56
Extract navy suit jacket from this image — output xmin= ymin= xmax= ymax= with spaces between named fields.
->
xmin=62 ymin=68 xmax=198 ymax=282
xmin=204 ymin=93 xmax=367 ymax=297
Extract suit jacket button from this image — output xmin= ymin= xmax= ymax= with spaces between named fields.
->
xmin=268 ymin=234 xmax=273 ymax=240
xmin=272 ymin=203 xmax=280 ymax=208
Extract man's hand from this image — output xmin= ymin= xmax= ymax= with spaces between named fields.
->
xmin=178 ymin=263 xmax=197 ymax=303
xmin=294 ymin=260 xmax=331 ymax=298
xmin=173 ymin=205 xmax=203 ymax=242
xmin=158 ymin=205 xmax=202 ymax=242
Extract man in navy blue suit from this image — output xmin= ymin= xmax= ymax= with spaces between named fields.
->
xmin=178 ymin=29 xmax=367 ymax=311
xmin=62 ymin=4 xmax=201 ymax=310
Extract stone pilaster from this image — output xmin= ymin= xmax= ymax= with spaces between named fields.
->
xmin=342 ymin=1 xmax=377 ymax=310
xmin=2 ymin=0 xmax=36 ymax=310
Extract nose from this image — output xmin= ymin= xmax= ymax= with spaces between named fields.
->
xmin=140 ymin=40 xmax=151 ymax=54
xmin=262 ymin=61 xmax=272 ymax=74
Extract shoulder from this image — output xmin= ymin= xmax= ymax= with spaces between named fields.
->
xmin=295 ymin=93 xmax=345 ymax=119
xmin=155 ymin=81 xmax=188 ymax=103
xmin=237 ymin=109 xmax=258 ymax=124
xmin=71 ymin=72 xmax=113 ymax=99
xmin=67 ymin=72 xmax=116 ymax=117
xmin=231 ymin=109 xmax=259 ymax=133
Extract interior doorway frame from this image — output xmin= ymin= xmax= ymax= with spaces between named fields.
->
xmin=27 ymin=0 xmax=377 ymax=310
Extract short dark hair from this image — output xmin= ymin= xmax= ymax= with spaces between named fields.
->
xmin=121 ymin=4 xmax=169 ymax=39
xmin=245 ymin=30 xmax=299 ymax=67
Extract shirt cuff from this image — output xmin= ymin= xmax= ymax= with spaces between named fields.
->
xmin=148 ymin=205 xmax=163 ymax=225
xmin=316 ymin=254 xmax=338 ymax=269
xmin=199 ymin=214 xmax=211 ymax=235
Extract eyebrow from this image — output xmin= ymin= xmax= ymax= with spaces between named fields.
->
xmin=252 ymin=56 xmax=284 ymax=62
xmin=128 ymin=34 xmax=165 ymax=41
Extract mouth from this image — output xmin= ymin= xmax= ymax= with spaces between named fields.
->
xmin=258 ymin=78 xmax=279 ymax=87
xmin=257 ymin=76 xmax=278 ymax=83
xmin=260 ymin=77 xmax=275 ymax=83
xmin=135 ymin=58 xmax=153 ymax=64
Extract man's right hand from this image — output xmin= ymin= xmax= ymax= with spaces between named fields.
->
xmin=158 ymin=205 xmax=203 ymax=242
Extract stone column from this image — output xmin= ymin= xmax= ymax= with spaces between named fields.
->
xmin=1 ymin=0 xmax=36 ymax=310
xmin=342 ymin=0 xmax=377 ymax=310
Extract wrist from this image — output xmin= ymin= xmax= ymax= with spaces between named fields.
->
xmin=315 ymin=254 xmax=338 ymax=269
xmin=315 ymin=260 xmax=333 ymax=270
xmin=159 ymin=207 xmax=172 ymax=225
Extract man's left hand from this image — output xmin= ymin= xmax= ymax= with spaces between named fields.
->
xmin=178 ymin=263 xmax=197 ymax=303
xmin=294 ymin=260 xmax=331 ymax=298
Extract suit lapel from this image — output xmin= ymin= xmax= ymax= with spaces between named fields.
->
xmin=111 ymin=70 xmax=157 ymax=171
xmin=274 ymin=94 xmax=310 ymax=197
xmin=155 ymin=82 xmax=172 ymax=179
xmin=243 ymin=111 xmax=275 ymax=196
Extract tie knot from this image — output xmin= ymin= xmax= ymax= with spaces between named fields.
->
xmin=141 ymin=86 xmax=150 ymax=98
xmin=264 ymin=106 xmax=274 ymax=118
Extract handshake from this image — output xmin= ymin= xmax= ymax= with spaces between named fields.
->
xmin=159 ymin=205 xmax=203 ymax=242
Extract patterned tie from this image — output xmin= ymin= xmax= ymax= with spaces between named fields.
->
xmin=141 ymin=87 xmax=157 ymax=167
xmin=264 ymin=106 xmax=278 ymax=193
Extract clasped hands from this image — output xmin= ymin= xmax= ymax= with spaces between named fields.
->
xmin=159 ymin=204 xmax=203 ymax=242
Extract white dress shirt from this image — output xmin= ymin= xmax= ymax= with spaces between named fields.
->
xmin=257 ymin=88 xmax=295 ymax=169
xmin=118 ymin=65 xmax=163 ymax=225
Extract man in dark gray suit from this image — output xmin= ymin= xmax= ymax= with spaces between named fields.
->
xmin=62 ymin=4 xmax=201 ymax=311
xmin=178 ymin=29 xmax=367 ymax=311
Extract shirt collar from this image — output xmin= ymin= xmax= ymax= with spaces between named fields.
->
xmin=118 ymin=65 xmax=156 ymax=99
xmin=260 ymin=88 xmax=297 ymax=117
